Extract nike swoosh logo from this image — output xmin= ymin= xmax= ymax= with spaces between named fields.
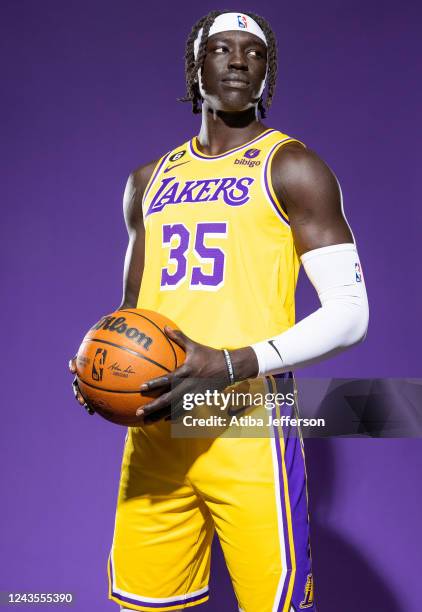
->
xmin=163 ymin=161 xmax=191 ymax=173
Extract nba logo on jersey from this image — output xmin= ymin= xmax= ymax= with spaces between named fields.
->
xmin=355 ymin=262 xmax=362 ymax=282
xmin=237 ymin=14 xmax=248 ymax=29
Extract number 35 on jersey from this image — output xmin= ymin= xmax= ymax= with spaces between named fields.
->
xmin=161 ymin=222 xmax=228 ymax=291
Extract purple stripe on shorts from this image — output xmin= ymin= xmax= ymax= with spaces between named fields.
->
xmin=112 ymin=590 xmax=209 ymax=609
xmin=271 ymin=374 xmax=294 ymax=610
xmin=263 ymin=140 xmax=292 ymax=226
xmin=274 ymin=373 xmax=308 ymax=525
xmin=189 ymin=129 xmax=276 ymax=160
xmin=273 ymin=374 xmax=315 ymax=610
xmin=109 ymin=557 xmax=209 ymax=609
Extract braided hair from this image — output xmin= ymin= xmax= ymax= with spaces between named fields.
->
xmin=179 ymin=10 xmax=278 ymax=118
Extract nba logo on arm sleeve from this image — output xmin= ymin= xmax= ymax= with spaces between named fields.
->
xmin=355 ymin=262 xmax=362 ymax=282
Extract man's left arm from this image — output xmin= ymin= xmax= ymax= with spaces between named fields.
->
xmin=247 ymin=143 xmax=369 ymax=377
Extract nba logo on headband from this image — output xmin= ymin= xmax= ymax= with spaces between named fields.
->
xmin=193 ymin=13 xmax=267 ymax=60
xmin=237 ymin=15 xmax=248 ymax=29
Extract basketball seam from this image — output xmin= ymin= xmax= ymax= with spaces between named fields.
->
xmin=119 ymin=309 xmax=178 ymax=369
xmin=81 ymin=338 xmax=171 ymax=372
xmin=77 ymin=377 xmax=145 ymax=394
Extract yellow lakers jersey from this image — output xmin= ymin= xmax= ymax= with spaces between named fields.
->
xmin=137 ymin=128 xmax=303 ymax=349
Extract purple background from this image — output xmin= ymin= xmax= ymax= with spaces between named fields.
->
xmin=1 ymin=0 xmax=421 ymax=610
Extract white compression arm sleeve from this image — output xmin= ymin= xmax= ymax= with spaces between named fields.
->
xmin=251 ymin=243 xmax=369 ymax=376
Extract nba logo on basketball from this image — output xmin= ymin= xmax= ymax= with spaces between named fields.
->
xmin=92 ymin=348 xmax=107 ymax=381
xmin=355 ymin=262 xmax=362 ymax=282
xmin=237 ymin=15 xmax=247 ymax=29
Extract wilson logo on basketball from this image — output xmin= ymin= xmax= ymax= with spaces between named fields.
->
xmin=91 ymin=316 xmax=153 ymax=350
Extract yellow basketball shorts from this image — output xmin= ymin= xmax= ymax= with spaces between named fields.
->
xmin=107 ymin=375 xmax=315 ymax=611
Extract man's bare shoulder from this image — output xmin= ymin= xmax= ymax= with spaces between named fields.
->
xmin=272 ymin=141 xmax=333 ymax=184
xmin=130 ymin=158 xmax=162 ymax=194
xmin=129 ymin=138 xmax=191 ymax=194
xmin=123 ymin=159 xmax=161 ymax=228
xmin=271 ymin=141 xmax=340 ymax=209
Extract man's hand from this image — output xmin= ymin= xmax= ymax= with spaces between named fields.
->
xmin=68 ymin=357 xmax=95 ymax=415
xmin=136 ymin=326 xmax=259 ymax=424
xmin=136 ymin=327 xmax=230 ymax=424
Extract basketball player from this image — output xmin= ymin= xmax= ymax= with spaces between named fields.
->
xmin=70 ymin=10 xmax=368 ymax=611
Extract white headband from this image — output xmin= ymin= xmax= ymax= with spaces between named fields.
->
xmin=193 ymin=12 xmax=267 ymax=59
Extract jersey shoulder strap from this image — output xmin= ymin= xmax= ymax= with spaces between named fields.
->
xmin=141 ymin=140 xmax=191 ymax=210
xmin=263 ymin=129 xmax=307 ymax=224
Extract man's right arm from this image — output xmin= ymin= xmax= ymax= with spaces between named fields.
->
xmin=69 ymin=158 xmax=159 ymax=410
xmin=119 ymin=160 xmax=159 ymax=309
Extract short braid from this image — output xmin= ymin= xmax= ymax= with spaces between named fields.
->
xmin=178 ymin=10 xmax=278 ymax=117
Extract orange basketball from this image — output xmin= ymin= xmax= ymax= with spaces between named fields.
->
xmin=75 ymin=309 xmax=185 ymax=426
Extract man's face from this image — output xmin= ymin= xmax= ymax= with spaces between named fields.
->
xmin=200 ymin=30 xmax=267 ymax=112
